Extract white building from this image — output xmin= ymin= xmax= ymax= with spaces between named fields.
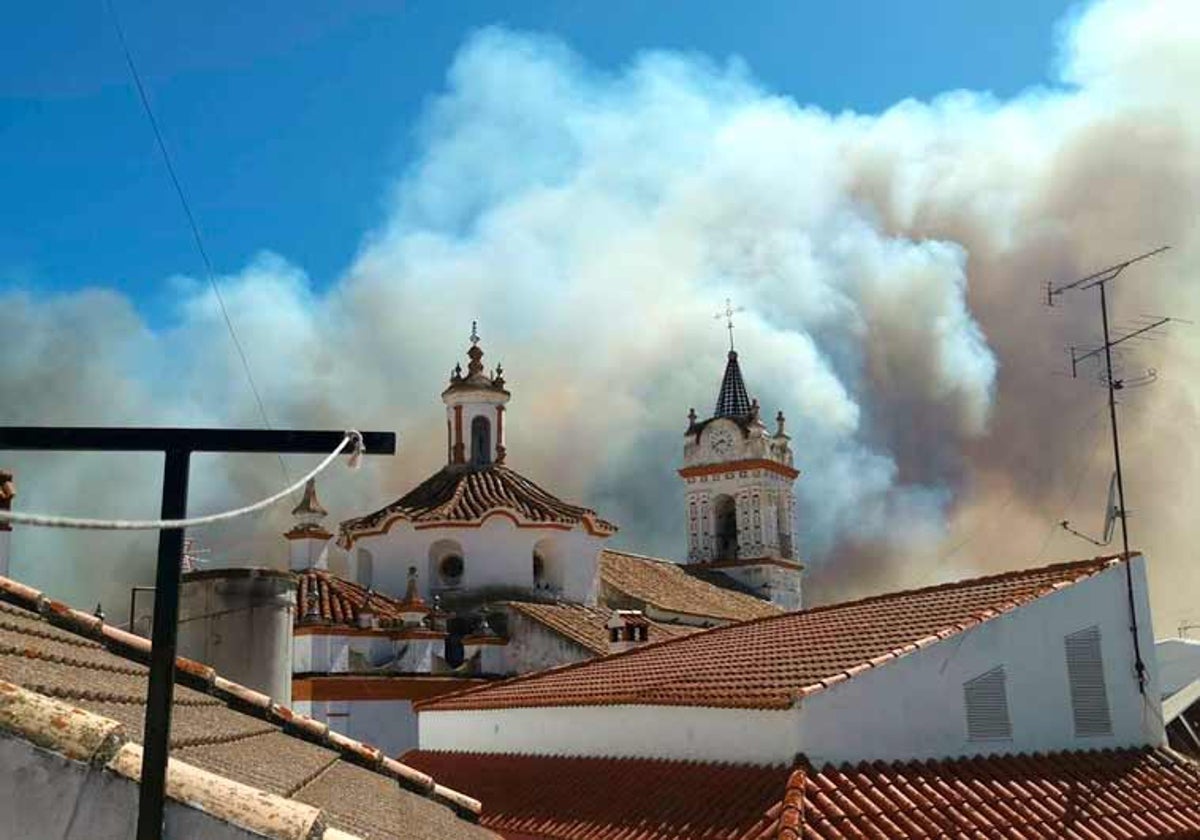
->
xmin=283 ymin=328 xmax=782 ymax=755
xmin=418 ymin=553 xmax=1163 ymax=766
xmin=409 ymin=552 xmax=1197 ymax=839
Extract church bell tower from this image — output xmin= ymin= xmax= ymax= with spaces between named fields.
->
xmin=678 ymin=307 xmax=803 ymax=611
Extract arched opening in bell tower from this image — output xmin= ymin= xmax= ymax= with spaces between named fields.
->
xmin=470 ymin=416 xmax=492 ymax=466
xmin=713 ymin=494 xmax=739 ymax=560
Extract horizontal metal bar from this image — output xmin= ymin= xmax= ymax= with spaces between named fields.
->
xmin=0 ymin=427 xmax=396 ymax=455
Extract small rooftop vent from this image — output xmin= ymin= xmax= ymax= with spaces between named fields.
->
xmin=964 ymin=666 xmax=1012 ymax=742
xmin=1065 ymin=625 xmax=1113 ymax=737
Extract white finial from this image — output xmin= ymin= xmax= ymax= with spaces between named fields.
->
xmin=714 ymin=298 xmax=745 ymax=352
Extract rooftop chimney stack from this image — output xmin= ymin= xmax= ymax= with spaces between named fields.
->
xmin=606 ymin=610 xmax=651 ymax=655
xmin=0 ymin=469 xmax=14 ymax=579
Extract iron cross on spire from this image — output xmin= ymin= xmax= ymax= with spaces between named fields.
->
xmin=714 ymin=298 xmax=745 ymax=351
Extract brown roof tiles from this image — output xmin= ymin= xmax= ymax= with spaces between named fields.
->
xmin=420 ymin=555 xmax=1121 ymax=712
xmin=0 ymin=573 xmax=493 ymax=840
xmin=403 ymin=751 xmax=791 ymax=840
xmin=295 ymin=567 xmax=423 ymax=629
xmin=402 ymin=747 xmax=1200 ymax=840
xmin=339 ymin=463 xmax=616 ymax=542
xmin=599 ymin=549 xmax=783 ymax=623
xmin=780 ymin=748 xmax=1200 ymax=840
xmin=504 ymin=601 xmax=700 ymax=656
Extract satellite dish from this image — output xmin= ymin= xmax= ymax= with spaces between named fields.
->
xmin=1060 ymin=472 xmax=1120 ymax=547
xmin=1102 ymin=471 xmax=1119 ymax=545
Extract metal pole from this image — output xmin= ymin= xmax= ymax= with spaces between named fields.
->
xmin=137 ymin=448 xmax=191 ymax=840
xmin=1098 ymin=282 xmax=1147 ymax=693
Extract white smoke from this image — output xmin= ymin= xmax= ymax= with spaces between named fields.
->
xmin=2 ymin=0 xmax=1198 ymax=633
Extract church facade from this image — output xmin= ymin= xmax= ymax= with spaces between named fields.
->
xmin=283 ymin=325 xmax=795 ymax=754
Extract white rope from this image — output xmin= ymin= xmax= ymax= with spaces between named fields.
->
xmin=0 ymin=430 xmax=364 ymax=531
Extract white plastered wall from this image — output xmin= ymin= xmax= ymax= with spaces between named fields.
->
xmin=419 ymin=703 xmax=801 ymax=765
xmin=293 ymin=698 xmax=417 ymax=757
xmin=353 ymin=515 xmax=604 ymax=605
xmin=293 ymin=633 xmax=445 ymax=674
xmin=796 ymin=557 xmax=1163 ymax=766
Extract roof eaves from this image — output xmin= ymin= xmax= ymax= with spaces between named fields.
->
xmin=0 ymin=679 xmax=346 ymax=840
xmin=0 ymin=573 xmax=482 ymax=821
xmin=791 ymin=556 xmax=1124 ymax=699
xmin=421 ymin=554 xmax=1125 ymax=713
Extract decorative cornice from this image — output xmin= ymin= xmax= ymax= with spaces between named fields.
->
xmin=678 ymin=458 xmax=800 ymax=480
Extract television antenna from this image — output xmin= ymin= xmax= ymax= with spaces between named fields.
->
xmin=1046 ymin=244 xmax=1176 ymax=695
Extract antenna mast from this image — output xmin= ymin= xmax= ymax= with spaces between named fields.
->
xmin=1047 ymin=244 xmax=1173 ymax=695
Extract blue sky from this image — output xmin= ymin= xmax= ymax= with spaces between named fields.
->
xmin=2 ymin=1 xmax=1076 ymax=320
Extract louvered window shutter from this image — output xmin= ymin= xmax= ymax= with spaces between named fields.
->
xmin=964 ymin=666 xmax=1012 ymax=741
xmin=1065 ymin=625 xmax=1113 ymax=737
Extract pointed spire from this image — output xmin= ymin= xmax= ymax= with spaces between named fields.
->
xmin=714 ymin=350 xmax=753 ymax=418
xmin=291 ymin=478 xmax=327 ymax=518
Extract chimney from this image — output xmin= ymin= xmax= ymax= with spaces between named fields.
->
xmin=0 ymin=469 xmax=14 ymax=578
xmin=606 ymin=610 xmax=651 ymax=655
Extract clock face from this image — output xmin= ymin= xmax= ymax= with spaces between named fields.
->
xmin=708 ymin=426 xmax=735 ymax=457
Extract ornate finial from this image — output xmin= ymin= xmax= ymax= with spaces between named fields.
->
xmin=687 ymin=407 xmax=697 ymax=426
xmin=776 ymin=410 xmax=786 ymax=437
xmin=403 ymin=565 xmax=421 ymax=604
xmin=470 ymin=320 xmax=480 ymax=347
xmin=714 ymin=298 xmax=745 ymax=352
xmin=94 ymin=603 xmax=105 ymax=622
xmin=304 ymin=588 xmax=321 ymax=622
xmin=750 ymin=398 xmax=760 ymax=421
xmin=477 ymin=605 xmax=496 ymax=637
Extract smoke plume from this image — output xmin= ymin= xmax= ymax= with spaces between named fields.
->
xmin=2 ymin=0 xmax=1198 ymax=633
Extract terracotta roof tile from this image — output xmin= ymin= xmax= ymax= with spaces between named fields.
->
xmin=599 ymin=549 xmax=782 ymax=622
xmin=784 ymin=748 xmax=1200 ymax=840
xmin=339 ymin=463 xmax=616 ymax=541
xmin=421 ymin=555 xmax=1120 ymax=712
xmin=403 ymin=751 xmax=792 ymax=840
xmin=295 ymin=568 xmax=424 ymax=629
xmin=0 ymin=576 xmax=492 ymax=839
xmin=504 ymin=601 xmax=700 ymax=656
xmin=403 ymin=748 xmax=1200 ymax=840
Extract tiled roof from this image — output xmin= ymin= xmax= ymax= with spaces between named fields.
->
xmin=504 ymin=601 xmax=700 ymax=656
xmin=0 ymin=574 xmax=492 ymax=840
xmin=296 ymin=567 xmax=424 ymax=628
xmin=599 ymin=549 xmax=782 ymax=623
xmin=402 ymin=748 xmax=1200 ymax=840
xmin=403 ymin=751 xmax=791 ymax=840
xmin=779 ymin=747 xmax=1200 ymax=840
xmin=715 ymin=349 xmax=754 ymax=418
xmin=340 ymin=463 xmax=616 ymax=542
xmin=421 ymin=555 xmax=1120 ymax=712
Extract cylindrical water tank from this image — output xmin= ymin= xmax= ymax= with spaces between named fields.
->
xmin=177 ymin=567 xmax=296 ymax=704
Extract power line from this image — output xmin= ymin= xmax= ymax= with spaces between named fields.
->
xmin=103 ymin=0 xmax=289 ymax=482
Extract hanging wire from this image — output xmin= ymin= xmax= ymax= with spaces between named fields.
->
xmin=102 ymin=0 xmax=290 ymax=482
xmin=0 ymin=431 xmax=361 ymax=531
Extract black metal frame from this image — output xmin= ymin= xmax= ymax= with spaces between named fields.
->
xmin=0 ymin=427 xmax=396 ymax=840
